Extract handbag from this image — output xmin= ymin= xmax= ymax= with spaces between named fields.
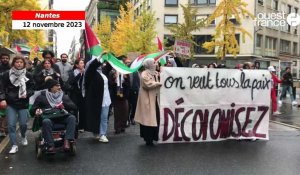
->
xmin=41 ymin=108 xmax=69 ymax=119
xmin=31 ymin=108 xmax=69 ymax=132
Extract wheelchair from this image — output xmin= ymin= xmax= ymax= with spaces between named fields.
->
xmin=33 ymin=109 xmax=78 ymax=159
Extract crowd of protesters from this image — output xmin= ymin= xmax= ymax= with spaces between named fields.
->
xmin=0 ymin=50 xmax=298 ymax=154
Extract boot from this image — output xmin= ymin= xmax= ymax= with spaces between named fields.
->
xmin=63 ymin=139 xmax=70 ymax=151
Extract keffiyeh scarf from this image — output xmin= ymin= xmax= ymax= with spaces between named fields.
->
xmin=9 ymin=67 xmax=29 ymax=98
xmin=45 ymin=90 xmax=64 ymax=108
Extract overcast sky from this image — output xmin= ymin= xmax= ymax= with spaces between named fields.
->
xmin=53 ymin=0 xmax=90 ymax=56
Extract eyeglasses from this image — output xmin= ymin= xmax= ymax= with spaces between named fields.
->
xmin=61 ymin=57 xmax=68 ymax=58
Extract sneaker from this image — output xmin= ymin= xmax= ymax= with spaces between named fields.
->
xmin=278 ymin=100 xmax=282 ymax=105
xmin=93 ymin=133 xmax=100 ymax=139
xmin=292 ymin=101 xmax=298 ymax=106
xmin=273 ymin=111 xmax=282 ymax=115
xmin=99 ymin=135 xmax=109 ymax=143
xmin=9 ymin=145 xmax=18 ymax=154
xmin=126 ymin=121 xmax=130 ymax=128
xmin=0 ymin=131 xmax=6 ymax=137
xmin=21 ymin=137 xmax=28 ymax=146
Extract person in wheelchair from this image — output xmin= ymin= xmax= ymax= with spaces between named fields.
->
xmin=30 ymin=78 xmax=77 ymax=153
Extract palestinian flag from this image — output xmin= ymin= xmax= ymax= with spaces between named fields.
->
xmin=156 ymin=36 xmax=168 ymax=65
xmin=85 ymin=21 xmax=103 ymax=61
xmin=34 ymin=46 xmax=43 ymax=52
xmin=129 ymin=51 xmax=169 ymax=70
xmin=157 ymin=36 xmax=164 ymax=51
xmin=16 ymin=44 xmax=31 ymax=53
xmin=130 ymin=54 xmax=147 ymax=70
xmin=85 ymin=21 xmax=169 ymax=74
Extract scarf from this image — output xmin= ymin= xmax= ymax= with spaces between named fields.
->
xmin=143 ymin=59 xmax=157 ymax=76
xmin=45 ymin=90 xmax=64 ymax=108
xmin=74 ymin=68 xmax=83 ymax=89
xmin=42 ymin=68 xmax=54 ymax=76
xmin=9 ymin=67 xmax=29 ymax=98
xmin=115 ymin=71 xmax=124 ymax=88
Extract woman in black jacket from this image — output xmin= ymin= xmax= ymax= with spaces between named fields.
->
xmin=0 ymin=55 xmax=34 ymax=154
xmin=34 ymin=59 xmax=63 ymax=91
xmin=68 ymin=59 xmax=86 ymax=131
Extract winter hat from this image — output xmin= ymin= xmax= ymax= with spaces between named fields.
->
xmin=268 ymin=66 xmax=276 ymax=72
xmin=45 ymin=78 xmax=60 ymax=89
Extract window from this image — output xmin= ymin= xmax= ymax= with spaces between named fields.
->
xmin=265 ymin=37 xmax=276 ymax=50
xmin=196 ymin=15 xmax=214 ymax=25
xmin=288 ymin=5 xmax=292 ymax=13
xmin=272 ymin=0 xmax=278 ymax=10
xmin=164 ymin=35 xmax=175 ymax=47
xmin=293 ymin=42 xmax=298 ymax=55
xmin=258 ymin=0 xmax=264 ymax=6
xmin=164 ymin=15 xmax=178 ymax=24
xmin=280 ymin=39 xmax=291 ymax=53
xmin=281 ymin=3 xmax=286 ymax=12
xmin=193 ymin=35 xmax=214 ymax=54
xmin=256 ymin=34 xmax=262 ymax=48
xmin=229 ymin=16 xmax=239 ymax=25
xmin=295 ymin=8 xmax=298 ymax=14
xmin=165 ymin=0 xmax=178 ymax=6
xmin=190 ymin=0 xmax=216 ymax=5
xmin=265 ymin=37 xmax=277 ymax=56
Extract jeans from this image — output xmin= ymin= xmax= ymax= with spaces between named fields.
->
xmin=280 ymin=85 xmax=295 ymax=102
xmin=6 ymin=106 xmax=28 ymax=145
xmin=42 ymin=115 xmax=76 ymax=147
xmin=100 ymin=106 xmax=109 ymax=136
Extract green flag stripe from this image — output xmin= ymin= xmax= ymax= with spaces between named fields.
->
xmin=88 ymin=45 xmax=103 ymax=56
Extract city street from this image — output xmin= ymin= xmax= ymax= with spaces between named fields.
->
xmin=272 ymin=101 xmax=300 ymax=128
xmin=2 ymin=0 xmax=300 ymax=175
xmin=0 ymin=115 xmax=299 ymax=175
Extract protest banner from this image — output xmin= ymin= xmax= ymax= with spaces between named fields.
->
xmin=174 ymin=40 xmax=191 ymax=57
xmin=159 ymin=68 xmax=271 ymax=143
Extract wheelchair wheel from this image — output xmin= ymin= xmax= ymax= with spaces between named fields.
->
xmin=70 ymin=143 xmax=76 ymax=156
xmin=35 ymin=137 xmax=42 ymax=159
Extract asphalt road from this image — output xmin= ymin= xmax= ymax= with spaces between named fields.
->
xmin=0 ymin=122 xmax=299 ymax=175
xmin=271 ymin=100 xmax=300 ymax=128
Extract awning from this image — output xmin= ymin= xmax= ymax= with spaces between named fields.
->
xmin=0 ymin=45 xmax=16 ymax=54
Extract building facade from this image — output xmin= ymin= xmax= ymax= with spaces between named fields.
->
xmin=80 ymin=0 xmax=122 ymax=60
xmin=132 ymin=0 xmax=300 ymax=78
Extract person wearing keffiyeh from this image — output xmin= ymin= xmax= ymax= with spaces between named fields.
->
xmin=0 ymin=55 xmax=34 ymax=154
xmin=30 ymin=78 xmax=77 ymax=153
xmin=33 ymin=59 xmax=63 ymax=91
